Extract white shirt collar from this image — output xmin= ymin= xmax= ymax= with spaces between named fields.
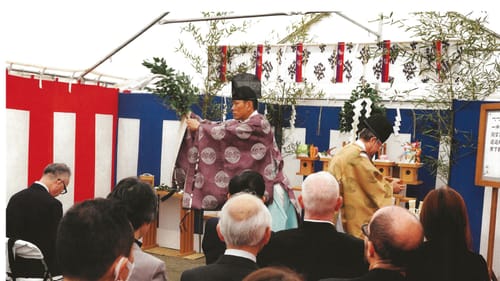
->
xmin=241 ymin=110 xmax=258 ymax=122
xmin=355 ymin=139 xmax=366 ymax=151
xmin=355 ymin=139 xmax=372 ymax=159
xmin=35 ymin=181 xmax=50 ymax=193
xmin=304 ymin=219 xmax=335 ymax=227
xmin=224 ymin=249 xmax=256 ymax=262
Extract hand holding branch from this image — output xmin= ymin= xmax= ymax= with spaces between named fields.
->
xmin=186 ymin=117 xmax=200 ymax=131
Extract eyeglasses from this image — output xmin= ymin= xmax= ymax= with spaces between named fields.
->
xmin=58 ymin=179 xmax=68 ymax=194
xmin=361 ymin=223 xmax=370 ymax=238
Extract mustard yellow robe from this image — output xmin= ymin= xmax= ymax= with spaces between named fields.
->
xmin=328 ymin=143 xmax=393 ymax=238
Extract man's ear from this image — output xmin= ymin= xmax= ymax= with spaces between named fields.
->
xmin=334 ymin=196 xmax=343 ymax=211
xmin=260 ymin=227 xmax=272 ymax=247
xmin=366 ymin=240 xmax=375 ymax=258
xmin=216 ymin=223 xmax=225 ymax=242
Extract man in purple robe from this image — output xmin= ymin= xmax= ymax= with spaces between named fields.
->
xmin=174 ymin=73 xmax=297 ymax=228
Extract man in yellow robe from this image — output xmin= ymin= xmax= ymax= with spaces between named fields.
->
xmin=328 ymin=114 xmax=404 ymax=238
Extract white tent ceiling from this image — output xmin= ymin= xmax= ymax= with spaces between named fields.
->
xmin=2 ymin=1 xmax=498 ymax=88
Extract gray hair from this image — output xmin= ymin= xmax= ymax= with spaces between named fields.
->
xmin=43 ymin=163 xmax=71 ymax=177
xmin=301 ymin=171 xmax=340 ymax=215
xmin=219 ymin=193 xmax=271 ymax=247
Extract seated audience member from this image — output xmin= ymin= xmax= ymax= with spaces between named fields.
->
xmin=320 ymin=205 xmax=424 ymax=281
xmin=56 ymin=198 xmax=135 ymax=281
xmin=203 ymin=170 xmax=266 ymax=264
xmin=407 ymin=186 xmax=490 ymax=281
xmin=181 ymin=193 xmax=272 ymax=281
xmin=257 ymin=171 xmax=368 ymax=281
xmin=7 ymin=162 xmax=71 ymax=277
xmin=243 ymin=266 xmax=304 ymax=281
xmin=107 ymin=176 xmax=168 ymax=281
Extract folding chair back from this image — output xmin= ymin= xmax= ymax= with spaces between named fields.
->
xmin=5 ymin=238 xmax=52 ymax=281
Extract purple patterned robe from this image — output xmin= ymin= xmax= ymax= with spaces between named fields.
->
xmin=174 ymin=112 xmax=294 ymax=210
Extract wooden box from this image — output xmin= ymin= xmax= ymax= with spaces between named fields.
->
xmin=373 ymin=161 xmax=396 ymax=177
xmin=320 ymin=157 xmax=331 ymax=171
xmin=296 ymin=156 xmax=316 ymax=176
xmin=396 ymin=163 xmax=423 ymax=185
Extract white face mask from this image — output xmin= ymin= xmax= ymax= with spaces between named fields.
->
xmin=114 ymin=256 xmax=134 ymax=281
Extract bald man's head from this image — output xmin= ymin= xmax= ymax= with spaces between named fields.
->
xmin=218 ymin=193 xmax=272 ymax=247
xmin=367 ymin=205 xmax=423 ymax=267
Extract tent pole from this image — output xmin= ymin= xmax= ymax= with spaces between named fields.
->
xmin=79 ymin=12 xmax=170 ymax=81
xmin=333 ymin=12 xmax=380 ymax=38
xmin=158 ymin=12 xmax=292 ymax=24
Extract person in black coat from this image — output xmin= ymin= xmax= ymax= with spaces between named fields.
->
xmin=6 ymin=163 xmax=71 ymax=277
xmin=202 ymin=170 xmax=266 ymax=264
xmin=257 ymin=171 xmax=368 ymax=281
xmin=181 ymin=193 xmax=272 ymax=281
xmin=320 ymin=205 xmax=424 ymax=281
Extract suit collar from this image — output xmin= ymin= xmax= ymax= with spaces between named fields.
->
xmin=224 ymin=249 xmax=256 ymax=263
xmin=303 ymin=219 xmax=335 ymax=227
xmin=301 ymin=221 xmax=337 ymax=232
xmin=32 ymin=182 xmax=50 ymax=193
xmin=217 ymin=254 xmax=258 ymax=267
xmin=365 ymin=268 xmax=405 ymax=280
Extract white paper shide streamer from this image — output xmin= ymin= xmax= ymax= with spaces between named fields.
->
xmin=393 ymin=107 xmax=401 ymax=136
xmin=350 ymin=98 xmax=372 ymax=142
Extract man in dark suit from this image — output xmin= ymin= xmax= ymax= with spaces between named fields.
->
xmin=181 ymin=193 xmax=272 ymax=281
xmin=6 ymin=162 xmax=71 ymax=277
xmin=319 ymin=205 xmax=424 ymax=281
xmin=257 ymin=171 xmax=368 ymax=281
xmin=202 ymin=170 xmax=266 ymax=264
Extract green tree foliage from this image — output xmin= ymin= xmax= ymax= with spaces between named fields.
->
xmin=142 ymin=57 xmax=199 ymax=117
xmin=385 ymin=11 xmax=499 ymax=183
xmin=176 ymin=12 xmax=250 ymax=119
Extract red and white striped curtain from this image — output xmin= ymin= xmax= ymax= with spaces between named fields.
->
xmin=5 ymin=72 xmax=119 ymax=212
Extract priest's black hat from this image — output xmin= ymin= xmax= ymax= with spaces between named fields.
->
xmin=362 ymin=114 xmax=393 ymax=143
xmin=231 ymin=73 xmax=261 ymax=100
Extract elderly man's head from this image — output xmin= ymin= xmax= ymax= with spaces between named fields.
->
xmin=217 ymin=193 xmax=272 ymax=253
xmin=300 ymin=171 xmax=342 ymax=220
xmin=362 ymin=205 xmax=423 ymax=268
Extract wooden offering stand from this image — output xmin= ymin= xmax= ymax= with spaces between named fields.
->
xmin=373 ymin=161 xmax=423 ymax=185
xmin=396 ymin=162 xmax=424 ymax=185
xmin=319 ymin=157 xmax=332 ymax=171
xmin=296 ymin=156 xmax=318 ymax=176
xmin=373 ymin=161 xmax=424 ymax=206
xmin=155 ymin=190 xmax=195 ymax=256
xmin=373 ymin=160 xmax=396 ymax=177
xmin=138 ymin=174 xmax=195 ymax=255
